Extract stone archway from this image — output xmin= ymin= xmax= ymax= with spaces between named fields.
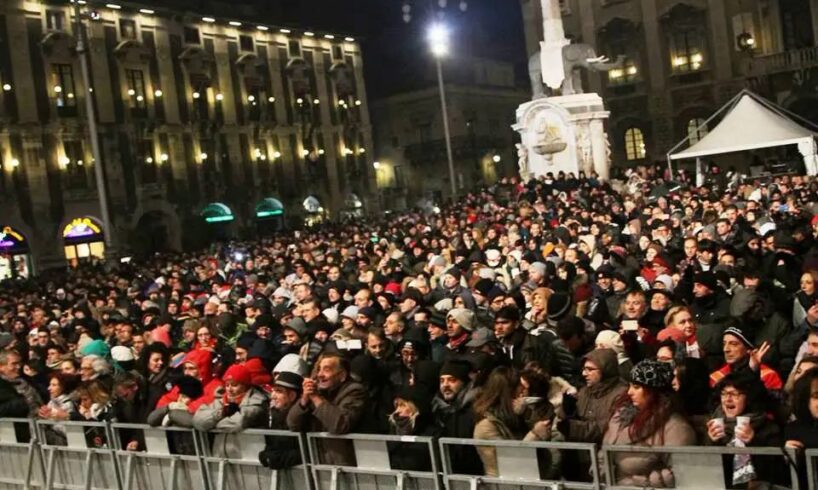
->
xmin=133 ymin=211 xmax=175 ymax=256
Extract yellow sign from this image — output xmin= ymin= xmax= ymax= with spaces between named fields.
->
xmin=63 ymin=217 xmax=102 ymax=239
xmin=1 ymin=226 xmax=24 ymax=241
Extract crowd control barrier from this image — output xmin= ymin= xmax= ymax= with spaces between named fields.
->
xmin=803 ymin=449 xmax=818 ymax=490
xmin=0 ymin=418 xmax=45 ymax=489
xmin=109 ymin=423 xmax=208 ymax=490
xmin=439 ymin=437 xmax=599 ymax=490
xmin=8 ymin=419 xmax=818 ymax=490
xmin=201 ymin=428 xmax=311 ymax=490
xmin=600 ymin=444 xmax=800 ymax=490
xmin=36 ymin=419 xmax=121 ymax=490
xmin=306 ymin=432 xmax=441 ymax=490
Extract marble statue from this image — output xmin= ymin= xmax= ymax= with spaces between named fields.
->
xmin=529 ymin=43 xmax=625 ymax=97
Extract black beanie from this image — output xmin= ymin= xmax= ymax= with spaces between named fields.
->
xmin=440 ymin=360 xmax=471 ymax=383
xmin=175 ymin=376 xmax=204 ymax=400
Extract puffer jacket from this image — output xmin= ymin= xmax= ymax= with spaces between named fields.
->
xmin=601 ymin=408 xmax=696 ymax=487
xmin=192 ymin=387 xmax=268 ymax=458
xmin=562 ymin=348 xmax=627 ymax=443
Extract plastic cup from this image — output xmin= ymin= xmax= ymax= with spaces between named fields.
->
xmin=736 ymin=416 xmax=750 ymax=431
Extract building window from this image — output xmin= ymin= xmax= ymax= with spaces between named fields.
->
xmin=46 ymin=10 xmax=65 ymax=31
xmin=125 ymin=69 xmax=147 ymax=112
xmin=240 ymin=35 xmax=254 ymax=52
xmin=52 ymin=64 xmax=77 ymax=109
xmin=139 ymin=139 xmax=157 ymax=184
xmin=332 ymin=45 xmax=343 ymax=61
xmin=120 ymin=19 xmax=137 ymax=40
xmin=670 ymin=30 xmax=704 ymax=73
xmin=288 ymin=40 xmax=302 ymax=58
xmin=64 ymin=140 xmax=87 ymax=189
xmin=184 ymin=26 xmax=201 ymax=45
xmin=687 ymin=118 xmax=708 ymax=144
xmin=624 ymin=127 xmax=646 ymax=160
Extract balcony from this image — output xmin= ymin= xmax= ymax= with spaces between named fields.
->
xmin=745 ymin=46 xmax=818 ymax=76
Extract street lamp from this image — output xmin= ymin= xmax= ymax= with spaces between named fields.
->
xmin=428 ymin=22 xmax=457 ymax=199
xmin=72 ymin=1 xmax=113 ymax=250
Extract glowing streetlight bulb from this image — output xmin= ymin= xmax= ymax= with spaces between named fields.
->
xmin=427 ymin=23 xmax=450 ymax=58
xmin=200 ymin=152 xmax=208 ymax=160
xmin=492 ymin=154 xmax=501 ymax=163
xmin=159 ymin=153 xmax=169 ymax=162
xmin=154 ymin=89 xmax=163 ymax=97
xmin=215 ymin=93 xmax=224 ymax=101
xmin=2 ymin=84 xmax=11 ymax=91
xmin=373 ymin=161 xmax=381 ymax=169
xmin=192 ymin=91 xmax=200 ymax=99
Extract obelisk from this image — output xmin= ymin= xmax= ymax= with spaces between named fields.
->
xmin=539 ymin=0 xmax=569 ymax=90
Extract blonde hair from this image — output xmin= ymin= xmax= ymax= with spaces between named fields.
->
xmin=664 ymin=306 xmax=691 ymax=328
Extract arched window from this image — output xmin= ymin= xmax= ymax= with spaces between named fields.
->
xmin=687 ymin=118 xmax=708 ymax=144
xmin=624 ymin=128 xmax=646 ymax=160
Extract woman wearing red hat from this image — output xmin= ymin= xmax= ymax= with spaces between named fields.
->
xmin=192 ymin=363 xmax=267 ymax=458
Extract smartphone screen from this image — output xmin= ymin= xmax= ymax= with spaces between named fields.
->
xmin=622 ymin=320 xmax=639 ymax=331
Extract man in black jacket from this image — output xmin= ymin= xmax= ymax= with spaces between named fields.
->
xmin=0 ymin=351 xmax=29 ymax=417
xmin=431 ymin=360 xmax=483 ymax=475
xmin=259 ymin=372 xmax=303 ymax=470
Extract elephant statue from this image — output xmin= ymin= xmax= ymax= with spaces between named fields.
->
xmin=529 ymin=42 xmax=626 ymax=97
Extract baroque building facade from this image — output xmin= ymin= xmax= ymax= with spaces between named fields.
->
xmin=0 ymin=0 xmax=374 ymax=276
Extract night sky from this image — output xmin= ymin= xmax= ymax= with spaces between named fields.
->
xmin=145 ymin=0 xmax=528 ymax=99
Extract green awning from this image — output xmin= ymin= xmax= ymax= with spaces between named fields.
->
xmin=201 ymin=202 xmax=234 ymax=223
xmin=256 ymin=198 xmax=285 ymax=219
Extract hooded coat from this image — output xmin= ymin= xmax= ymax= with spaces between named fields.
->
xmin=561 ymin=348 xmax=627 ymax=443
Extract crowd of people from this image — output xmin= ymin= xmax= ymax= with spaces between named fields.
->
xmin=2 ymin=165 xmax=818 ymax=487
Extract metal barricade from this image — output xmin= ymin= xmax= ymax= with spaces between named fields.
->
xmin=438 ymin=437 xmax=599 ymax=490
xmin=800 ymin=448 xmax=818 ymax=490
xmin=0 ymin=418 xmax=45 ymax=489
xmin=306 ymin=433 xmax=441 ymax=490
xmin=36 ymin=419 xmax=121 ymax=490
xmin=109 ymin=423 xmax=209 ymax=490
xmin=200 ymin=428 xmax=312 ymax=490
xmin=601 ymin=444 xmax=799 ymax=490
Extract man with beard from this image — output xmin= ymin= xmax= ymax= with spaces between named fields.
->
xmin=431 ymin=360 xmax=482 ymax=475
xmin=287 ymin=354 xmax=366 ymax=465
xmin=259 ymin=372 xmax=304 ymax=470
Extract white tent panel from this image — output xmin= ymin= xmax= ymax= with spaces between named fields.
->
xmin=670 ymin=94 xmax=815 ymax=160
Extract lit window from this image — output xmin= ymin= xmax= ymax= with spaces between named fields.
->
xmin=52 ymin=64 xmax=77 ymax=109
xmin=687 ymin=118 xmax=708 ymax=144
xmin=670 ymin=30 xmax=705 ymax=73
xmin=125 ymin=69 xmax=147 ymax=111
xmin=625 ymin=128 xmax=646 ymax=160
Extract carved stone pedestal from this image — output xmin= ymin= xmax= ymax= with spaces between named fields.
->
xmin=513 ymin=93 xmax=612 ymax=181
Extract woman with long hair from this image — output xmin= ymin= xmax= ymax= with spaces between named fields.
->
xmin=602 ymin=359 xmax=696 ymax=487
xmin=473 ymin=366 xmax=553 ymax=476
xmin=785 ymin=369 xmax=818 ymax=489
xmin=793 ymin=271 xmax=818 ymax=328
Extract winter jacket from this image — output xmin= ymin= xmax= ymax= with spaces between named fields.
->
xmin=601 ymin=409 xmax=696 ymax=487
xmin=432 ymin=384 xmax=483 ymax=475
xmin=473 ymin=412 xmax=563 ymax=478
xmin=784 ymin=418 xmax=818 ymax=490
xmin=690 ymin=292 xmax=732 ymax=371
xmin=706 ymin=408 xmax=784 ymax=487
xmin=562 ymin=349 xmax=627 ymax=444
xmin=0 ymin=377 xmax=29 ymax=418
xmin=192 ymin=387 xmax=268 ymax=458
xmin=286 ymin=379 xmax=367 ymax=466
xmin=259 ymin=408 xmax=302 ymax=470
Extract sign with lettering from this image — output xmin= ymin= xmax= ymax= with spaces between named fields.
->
xmin=63 ymin=217 xmax=103 ymax=239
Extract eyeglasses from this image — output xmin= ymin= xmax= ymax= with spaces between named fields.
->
xmin=581 ymin=366 xmax=599 ymax=373
xmin=720 ymin=390 xmax=745 ymax=399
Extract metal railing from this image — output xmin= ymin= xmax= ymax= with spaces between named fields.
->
xmin=600 ymin=444 xmax=800 ymax=490
xmin=307 ymin=432 xmax=440 ymax=490
xmin=4 ymin=419 xmax=818 ymax=490
xmin=439 ymin=437 xmax=599 ymax=490
xmin=0 ymin=418 xmax=45 ymax=489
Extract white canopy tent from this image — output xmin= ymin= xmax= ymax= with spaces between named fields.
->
xmin=667 ymin=89 xmax=818 ymax=177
